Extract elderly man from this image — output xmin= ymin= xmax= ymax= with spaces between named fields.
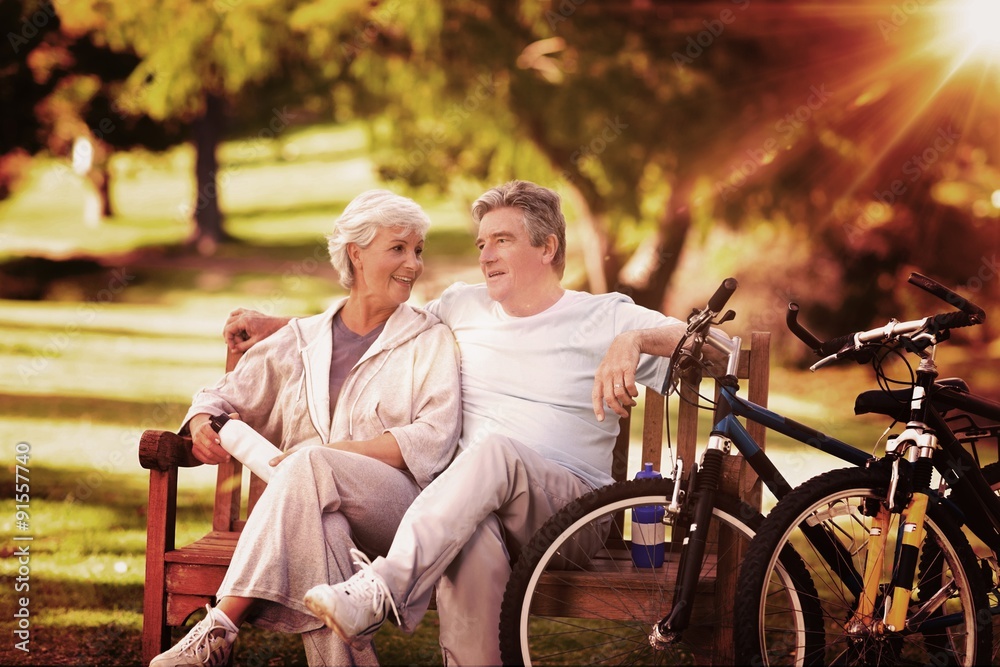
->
xmin=228 ymin=180 xmax=698 ymax=665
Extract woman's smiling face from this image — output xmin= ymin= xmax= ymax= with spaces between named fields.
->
xmin=350 ymin=225 xmax=424 ymax=307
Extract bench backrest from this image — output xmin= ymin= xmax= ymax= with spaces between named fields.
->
xmin=611 ymin=331 xmax=769 ymax=503
xmin=211 ymin=348 xmax=266 ymax=532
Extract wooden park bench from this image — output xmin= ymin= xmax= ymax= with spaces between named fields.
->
xmin=138 ymin=332 xmax=769 ymax=665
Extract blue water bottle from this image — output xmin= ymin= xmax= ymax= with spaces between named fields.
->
xmin=631 ymin=462 xmax=666 ymax=568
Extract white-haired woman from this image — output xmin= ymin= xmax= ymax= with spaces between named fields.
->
xmin=150 ymin=190 xmax=461 ymax=667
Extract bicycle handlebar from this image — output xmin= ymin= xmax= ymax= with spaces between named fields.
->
xmin=786 ymin=303 xmax=823 ymax=353
xmin=786 ymin=272 xmax=986 ymax=367
xmin=670 ymin=278 xmax=741 ymax=381
xmin=685 ymin=277 xmax=738 ymax=337
xmin=908 ymin=272 xmax=986 ymax=323
xmin=708 ymin=277 xmax=739 ymax=314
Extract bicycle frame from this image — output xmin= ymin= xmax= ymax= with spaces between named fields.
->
xmin=925 ymin=390 xmax=1000 ymax=553
xmin=790 ymin=340 xmax=1000 ymax=643
xmin=656 ymin=332 xmax=1000 ymax=643
xmin=656 ymin=333 xmax=871 ymax=638
xmin=654 ymin=272 xmax=1000 ymax=648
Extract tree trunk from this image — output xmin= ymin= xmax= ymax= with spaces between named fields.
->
xmin=189 ymin=93 xmax=227 ymax=253
xmin=618 ymin=183 xmax=694 ymax=312
xmin=564 ymin=185 xmax=619 ymax=294
xmin=88 ymin=165 xmax=113 ymax=218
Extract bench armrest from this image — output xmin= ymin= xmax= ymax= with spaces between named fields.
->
xmin=139 ymin=430 xmax=204 ymax=471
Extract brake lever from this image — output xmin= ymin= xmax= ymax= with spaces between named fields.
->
xmin=809 ymin=353 xmax=840 ymax=372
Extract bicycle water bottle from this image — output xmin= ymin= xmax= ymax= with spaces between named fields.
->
xmin=630 ymin=462 xmax=666 ymax=568
xmin=209 ymin=414 xmax=283 ymax=483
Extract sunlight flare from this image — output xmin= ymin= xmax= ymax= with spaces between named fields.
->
xmin=946 ymin=0 xmax=1000 ymax=65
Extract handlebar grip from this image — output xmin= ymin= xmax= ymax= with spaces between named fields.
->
xmin=929 ymin=310 xmax=978 ymax=332
xmin=818 ymin=333 xmax=856 ymax=358
xmin=908 ymin=272 xmax=986 ymax=323
xmin=707 ymin=277 xmax=738 ymax=313
xmin=786 ymin=303 xmax=824 ymax=352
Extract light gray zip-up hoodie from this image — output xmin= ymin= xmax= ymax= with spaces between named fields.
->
xmin=182 ymin=299 xmax=462 ymax=488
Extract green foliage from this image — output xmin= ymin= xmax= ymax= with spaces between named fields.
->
xmin=10 ymin=0 xmax=998 ymax=309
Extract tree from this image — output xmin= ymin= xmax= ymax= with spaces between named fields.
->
xmin=56 ymin=0 xmax=372 ymax=251
xmin=346 ymin=0 xmax=999 ymax=317
xmin=1 ymin=0 xmax=185 ymax=216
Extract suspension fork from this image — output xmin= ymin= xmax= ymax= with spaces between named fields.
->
xmin=844 ymin=499 xmax=892 ymax=637
xmin=849 ymin=454 xmax=934 ymax=635
xmin=653 ymin=360 xmax=736 ymax=640
xmin=655 ymin=435 xmax=730 ymax=638
xmin=854 ymin=351 xmax=940 ymax=636
xmin=886 ymin=486 xmax=930 ymax=632
xmin=884 ymin=354 xmax=941 ymax=633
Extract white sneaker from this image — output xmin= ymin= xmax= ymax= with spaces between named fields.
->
xmin=304 ymin=548 xmax=400 ymax=649
xmin=149 ymin=604 xmax=238 ymax=666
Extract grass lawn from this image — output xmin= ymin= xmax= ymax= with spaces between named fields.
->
xmin=0 ymin=123 xmax=461 ymax=665
xmin=1 ymin=122 xmax=996 ymax=665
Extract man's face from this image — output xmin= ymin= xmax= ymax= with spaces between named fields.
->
xmin=475 ymin=207 xmax=554 ymax=312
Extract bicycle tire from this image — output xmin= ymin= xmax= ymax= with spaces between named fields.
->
xmin=956 ymin=460 xmax=1000 ymax=664
xmin=499 ymin=476 xmax=821 ymax=665
xmin=734 ymin=465 xmax=991 ymax=666
xmin=986 ymin=461 xmax=1000 ymax=665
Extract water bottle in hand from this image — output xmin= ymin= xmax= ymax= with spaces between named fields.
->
xmin=209 ymin=413 xmax=282 ymax=483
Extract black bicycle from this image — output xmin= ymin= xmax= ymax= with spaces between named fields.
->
xmin=734 ymin=273 xmax=1000 ymax=666
xmin=499 ymin=278 xmax=885 ymax=665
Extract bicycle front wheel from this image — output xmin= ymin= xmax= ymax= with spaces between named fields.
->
xmin=735 ymin=465 xmax=991 ymax=666
xmin=499 ymin=476 xmax=818 ymax=665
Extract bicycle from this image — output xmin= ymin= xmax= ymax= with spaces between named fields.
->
xmin=734 ymin=272 xmax=1000 ymax=666
xmin=499 ymin=278 xmax=887 ymax=665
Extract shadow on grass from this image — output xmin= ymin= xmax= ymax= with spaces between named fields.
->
xmin=225 ymin=199 xmax=352 ymax=223
xmin=9 ymin=464 xmax=183 ymax=503
xmin=0 ymin=464 xmax=215 ymax=544
xmin=0 ymin=622 xmax=145 ymax=666
xmin=2 ymin=462 xmax=445 ymax=665
xmin=0 ymin=393 xmax=189 ymax=426
xmin=0 ymin=618 xmax=444 ymax=666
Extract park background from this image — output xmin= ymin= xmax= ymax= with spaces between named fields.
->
xmin=2 ymin=0 xmax=1000 ymax=664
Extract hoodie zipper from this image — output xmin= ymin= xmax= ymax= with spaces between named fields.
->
xmin=292 ymin=318 xmax=326 ymax=441
xmin=344 ymin=347 xmax=394 ymax=438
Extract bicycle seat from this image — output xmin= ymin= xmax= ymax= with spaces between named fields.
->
xmin=936 ymin=377 xmax=971 ymax=393
xmin=854 ymin=389 xmax=910 ymax=420
xmin=854 ymin=379 xmax=970 ymax=420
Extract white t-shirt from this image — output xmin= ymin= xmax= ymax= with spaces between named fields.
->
xmin=425 ymin=283 xmax=677 ymax=489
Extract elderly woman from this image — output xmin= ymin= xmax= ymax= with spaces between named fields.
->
xmin=150 ymin=190 xmax=461 ymax=667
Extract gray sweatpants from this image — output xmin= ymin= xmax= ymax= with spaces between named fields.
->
xmin=370 ymin=435 xmax=595 ymax=666
xmin=217 ymin=446 xmax=423 ymax=666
